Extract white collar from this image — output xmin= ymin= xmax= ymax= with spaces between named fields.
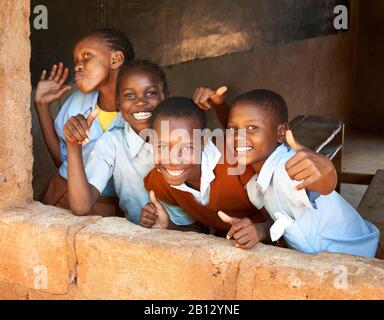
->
xmin=256 ymin=144 xmax=292 ymax=193
xmin=124 ymin=122 xmax=148 ymax=159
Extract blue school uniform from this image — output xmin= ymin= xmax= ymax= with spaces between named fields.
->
xmin=245 ymin=144 xmax=380 ymax=258
xmin=84 ymin=122 xmax=195 ymax=226
xmin=54 ymin=90 xmax=124 ymax=196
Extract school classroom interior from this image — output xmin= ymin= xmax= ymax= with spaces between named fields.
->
xmin=0 ymin=0 xmax=383 ymax=299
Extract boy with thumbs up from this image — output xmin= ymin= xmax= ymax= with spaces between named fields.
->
xmin=226 ymin=89 xmax=380 ymax=258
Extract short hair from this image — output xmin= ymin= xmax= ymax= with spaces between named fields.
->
xmin=233 ymin=89 xmax=289 ymax=123
xmin=151 ymin=97 xmax=207 ymax=129
xmin=116 ymin=59 xmax=169 ymax=98
xmin=88 ymin=28 xmax=135 ymax=64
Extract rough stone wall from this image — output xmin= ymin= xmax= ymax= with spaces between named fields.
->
xmin=0 ymin=203 xmax=383 ymax=300
xmin=0 ymin=0 xmax=33 ymax=209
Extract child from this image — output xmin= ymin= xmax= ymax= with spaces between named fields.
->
xmin=142 ymin=97 xmax=337 ymax=246
xmin=224 ymin=89 xmax=380 ymax=257
xmin=35 ymin=28 xmax=135 ymax=216
xmin=64 ymin=60 xmax=205 ymax=229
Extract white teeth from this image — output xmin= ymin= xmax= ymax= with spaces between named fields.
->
xmin=132 ymin=112 xmax=152 ymax=120
xmin=236 ymin=146 xmax=253 ymax=152
xmin=165 ymin=169 xmax=185 ymax=177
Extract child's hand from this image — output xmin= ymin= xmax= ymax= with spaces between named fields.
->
xmin=193 ymin=86 xmax=228 ymax=110
xmin=218 ymin=211 xmax=267 ymax=249
xmin=144 ymin=191 xmax=173 ymax=230
xmin=35 ymin=63 xmax=72 ymax=107
xmin=285 ymin=130 xmax=337 ymax=193
xmin=140 ymin=203 xmax=157 ymax=228
xmin=63 ymin=108 xmax=99 ymax=145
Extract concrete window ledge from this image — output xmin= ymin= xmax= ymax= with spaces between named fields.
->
xmin=0 ymin=202 xmax=383 ymax=300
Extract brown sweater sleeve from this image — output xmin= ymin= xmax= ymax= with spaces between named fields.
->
xmin=144 ymin=169 xmax=178 ymax=206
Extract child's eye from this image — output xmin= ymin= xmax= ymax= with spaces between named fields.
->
xmin=83 ymin=53 xmax=92 ymax=60
xmin=146 ymin=90 xmax=158 ymax=97
xmin=124 ymin=92 xmax=136 ymax=99
xmin=227 ymin=127 xmax=237 ymax=132
xmin=247 ymin=125 xmax=258 ymax=131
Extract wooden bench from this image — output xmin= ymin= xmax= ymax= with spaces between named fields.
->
xmin=289 ymin=115 xmax=345 ymax=190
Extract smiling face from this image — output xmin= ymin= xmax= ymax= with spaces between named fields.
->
xmin=227 ymin=101 xmax=287 ymax=173
xmin=73 ymin=35 xmax=113 ymax=93
xmin=117 ymin=68 xmax=165 ymax=134
xmin=153 ymin=115 xmax=203 ymax=189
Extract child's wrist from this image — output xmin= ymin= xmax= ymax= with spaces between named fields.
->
xmin=35 ymin=101 xmax=50 ymax=110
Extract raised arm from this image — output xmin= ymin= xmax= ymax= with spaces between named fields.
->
xmin=64 ymin=110 xmax=100 ymax=215
xmin=193 ymin=86 xmax=230 ymax=128
xmin=34 ymin=63 xmax=72 ymax=167
xmin=285 ymin=130 xmax=337 ymax=195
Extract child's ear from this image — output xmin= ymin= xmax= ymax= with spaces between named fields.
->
xmin=277 ymin=123 xmax=289 ymax=144
xmin=111 ymin=51 xmax=125 ymax=70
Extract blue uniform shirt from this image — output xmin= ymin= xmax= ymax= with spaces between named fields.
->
xmin=246 ymin=144 xmax=380 ymax=258
xmin=54 ymin=90 xmax=124 ymax=196
xmin=84 ymin=122 xmax=195 ymax=226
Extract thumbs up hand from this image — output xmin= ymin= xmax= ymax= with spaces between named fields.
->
xmin=285 ymin=129 xmax=337 ymax=193
xmin=140 ymin=191 xmax=172 ymax=230
xmin=193 ymin=86 xmax=228 ymax=110
xmin=63 ymin=108 xmax=99 ymax=145
xmin=218 ymin=211 xmax=267 ymax=249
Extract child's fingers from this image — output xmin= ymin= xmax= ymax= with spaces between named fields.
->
xmin=69 ymin=118 xmax=89 ymax=142
xmin=56 ymin=85 xmax=72 ymax=100
xmin=143 ymin=203 xmax=157 ymax=215
xmin=232 ymin=225 xmax=252 ymax=241
xmin=286 ymin=130 xmax=305 ymax=153
xmin=291 ymin=168 xmax=314 ymax=182
xmin=193 ymin=87 xmax=204 ymax=103
xmin=226 ymin=218 xmax=252 ymax=239
xmin=235 ymin=238 xmax=258 ymax=250
xmin=48 ymin=64 xmax=58 ymax=81
xmin=54 ymin=63 xmax=64 ymax=82
xmin=226 ymin=224 xmax=243 ymax=240
xmin=200 ymin=90 xmax=214 ymax=109
xmin=192 ymin=87 xmax=202 ymax=102
xmin=141 ymin=216 xmax=156 ymax=227
xmin=72 ymin=115 xmax=89 ymax=139
xmin=286 ymin=156 xmax=308 ymax=178
xmin=142 ymin=211 xmax=157 ymax=222
xmin=285 ymin=150 xmax=309 ymax=171
xmin=87 ymin=108 xmax=100 ymax=128
xmin=141 ymin=218 xmax=155 ymax=228
xmin=63 ymin=127 xmax=79 ymax=144
xmin=40 ymin=70 xmax=47 ymax=81
xmin=58 ymin=68 xmax=70 ymax=86
xmin=149 ymin=190 xmax=163 ymax=211
xmin=295 ymin=175 xmax=318 ymax=191
xmin=218 ymin=211 xmax=239 ymax=226
xmin=193 ymin=88 xmax=209 ymax=110
xmin=235 ymin=234 xmax=253 ymax=246
xmin=214 ymin=86 xmax=228 ymax=97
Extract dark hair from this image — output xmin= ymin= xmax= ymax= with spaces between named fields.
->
xmin=233 ymin=89 xmax=289 ymax=123
xmin=151 ymin=97 xmax=207 ymax=129
xmin=116 ymin=59 xmax=170 ymax=98
xmin=88 ymin=28 xmax=135 ymax=64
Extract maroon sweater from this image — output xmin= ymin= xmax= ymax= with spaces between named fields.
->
xmin=144 ymin=161 xmax=265 ymax=234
